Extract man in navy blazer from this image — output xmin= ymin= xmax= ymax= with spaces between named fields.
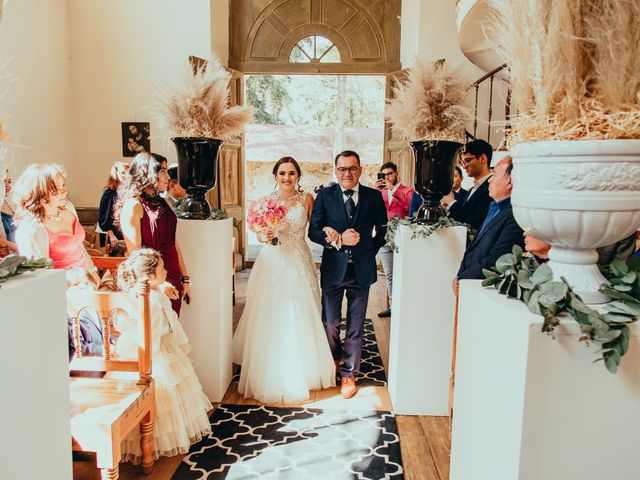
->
xmin=444 ymin=139 xmax=494 ymax=231
xmin=309 ymin=150 xmax=387 ymax=399
xmin=456 ymin=155 xmax=524 ymax=281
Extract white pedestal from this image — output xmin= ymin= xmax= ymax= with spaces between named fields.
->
xmin=177 ymin=218 xmax=233 ymax=402
xmin=450 ymin=281 xmax=640 ymax=480
xmin=388 ymin=225 xmax=467 ymax=415
xmin=0 ymin=270 xmax=72 ymax=480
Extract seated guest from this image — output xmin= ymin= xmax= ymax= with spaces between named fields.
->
xmin=376 ymin=161 xmax=414 ymax=318
xmin=0 ymin=167 xmax=17 ymax=256
xmin=524 ymin=232 xmax=637 ymax=265
xmin=162 ymin=163 xmax=187 ymax=208
xmin=97 ymin=161 xmax=129 ymax=246
xmin=410 ymin=165 xmax=467 ymax=217
xmin=13 ymin=164 xmax=98 ymax=280
xmin=66 ymin=268 xmax=104 ymax=361
xmin=455 ymin=156 xmax=524 ymax=282
xmin=443 ymin=139 xmax=494 ymax=230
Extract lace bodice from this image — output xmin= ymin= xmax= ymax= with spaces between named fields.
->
xmin=270 ymin=190 xmax=308 ymax=242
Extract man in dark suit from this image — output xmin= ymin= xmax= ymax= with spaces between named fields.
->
xmin=444 ymin=139 xmax=494 ymax=230
xmin=309 ymin=150 xmax=388 ymax=399
xmin=455 ymin=155 xmax=524 ymax=281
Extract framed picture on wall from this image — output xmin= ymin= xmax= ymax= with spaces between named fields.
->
xmin=122 ymin=122 xmax=150 ymax=157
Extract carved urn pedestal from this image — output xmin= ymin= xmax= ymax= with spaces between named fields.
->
xmin=511 ymin=139 xmax=640 ymax=303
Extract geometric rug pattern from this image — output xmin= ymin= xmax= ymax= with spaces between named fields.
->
xmin=232 ymin=318 xmax=387 ymax=387
xmin=172 ymin=404 xmax=404 ymax=480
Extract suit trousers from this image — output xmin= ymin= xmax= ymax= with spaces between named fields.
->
xmin=321 ymin=263 xmax=370 ymax=378
xmin=377 ymin=244 xmax=393 ymax=305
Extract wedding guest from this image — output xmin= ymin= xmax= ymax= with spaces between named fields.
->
xmin=410 ymin=165 xmax=467 ymax=217
xmin=524 ymin=232 xmax=637 ymax=264
xmin=115 ymin=249 xmax=211 ymax=463
xmin=116 ymin=152 xmax=190 ymax=314
xmin=97 ymin=161 xmax=129 ymax=246
xmin=443 ymin=139 xmax=493 ymax=230
xmin=454 ymin=156 xmax=524 ymax=284
xmin=13 ymin=164 xmax=97 ymax=279
xmin=162 ymin=163 xmax=187 ymax=208
xmin=66 ymin=268 xmax=104 ymax=362
xmin=375 ymin=162 xmax=413 ymax=318
xmin=0 ymin=167 xmax=17 ymax=256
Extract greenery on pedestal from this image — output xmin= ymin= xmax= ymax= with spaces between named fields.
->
xmin=385 ymin=215 xmax=469 ymax=253
xmin=0 ymin=255 xmax=53 ymax=287
xmin=172 ymin=199 xmax=230 ymax=222
xmin=482 ymin=246 xmax=638 ymax=374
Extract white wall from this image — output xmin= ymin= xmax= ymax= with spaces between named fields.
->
xmin=0 ymin=0 xmax=75 ymax=186
xmin=68 ymin=0 xmax=211 ymax=206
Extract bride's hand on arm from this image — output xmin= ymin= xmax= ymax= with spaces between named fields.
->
xmin=161 ymin=282 xmax=180 ymax=300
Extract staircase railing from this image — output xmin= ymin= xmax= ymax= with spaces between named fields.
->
xmin=466 ymin=63 xmax=509 ymax=146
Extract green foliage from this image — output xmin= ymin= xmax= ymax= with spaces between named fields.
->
xmin=385 ymin=215 xmax=468 ymax=252
xmin=245 ymin=75 xmax=291 ymax=125
xmin=0 ymin=255 xmax=53 ymax=287
xmin=171 ymin=200 xmax=229 ymax=222
xmin=483 ymin=246 xmax=638 ymax=374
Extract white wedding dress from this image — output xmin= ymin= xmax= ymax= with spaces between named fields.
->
xmin=232 ymin=191 xmax=336 ymax=403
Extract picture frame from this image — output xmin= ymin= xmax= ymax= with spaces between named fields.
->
xmin=121 ymin=122 xmax=150 ymax=157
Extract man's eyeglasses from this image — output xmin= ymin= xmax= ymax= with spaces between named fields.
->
xmin=380 ymin=171 xmax=394 ymax=177
xmin=336 ymin=166 xmax=360 ymax=175
xmin=461 ymin=155 xmax=478 ymax=165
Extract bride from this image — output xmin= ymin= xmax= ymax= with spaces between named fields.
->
xmin=232 ymin=157 xmax=336 ymax=403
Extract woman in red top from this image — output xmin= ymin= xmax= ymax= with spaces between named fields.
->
xmin=116 ymin=152 xmax=190 ymax=315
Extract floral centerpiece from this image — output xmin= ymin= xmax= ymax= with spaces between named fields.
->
xmin=247 ymin=197 xmax=288 ymax=246
xmin=489 ymin=0 xmax=640 ymax=303
xmin=385 ymin=59 xmax=471 ymax=224
xmin=154 ymin=58 xmax=254 ymax=220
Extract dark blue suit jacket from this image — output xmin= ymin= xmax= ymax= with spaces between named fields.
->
xmin=309 ymin=183 xmax=387 ymax=287
xmin=448 ymin=179 xmax=492 ymax=230
xmin=457 ymin=200 xmax=524 ymax=279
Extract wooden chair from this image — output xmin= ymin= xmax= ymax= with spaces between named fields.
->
xmin=92 ymin=255 xmax=127 ymax=277
xmin=68 ymin=281 xmax=155 ymax=480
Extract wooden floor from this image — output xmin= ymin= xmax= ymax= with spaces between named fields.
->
xmin=74 ymin=269 xmax=451 ymax=480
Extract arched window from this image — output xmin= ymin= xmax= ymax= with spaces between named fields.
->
xmin=289 ymin=35 xmax=341 ymax=63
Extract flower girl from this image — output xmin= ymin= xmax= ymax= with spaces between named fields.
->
xmin=115 ymin=248 xmax=212 ymax=463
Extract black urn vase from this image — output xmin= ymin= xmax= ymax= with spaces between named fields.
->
xmin=411 ymin=140 xmax=463 ymax=224
xmin=172 ymin=137 xmax=223 ymax=220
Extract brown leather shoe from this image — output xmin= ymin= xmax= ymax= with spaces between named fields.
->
xmin=340 ymin=376 xmax=357 ymax=399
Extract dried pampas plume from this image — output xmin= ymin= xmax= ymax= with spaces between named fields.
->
xmin=154 ymin=59 xmax=254 ymax=140
xmin=489 ymin=0 xmax=640 ymax=143
xmin=385 ymin=59 xmax=471 ymax=142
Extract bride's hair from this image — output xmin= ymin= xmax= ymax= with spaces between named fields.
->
xmin=272 ymin=156 xmax=303 ymax=192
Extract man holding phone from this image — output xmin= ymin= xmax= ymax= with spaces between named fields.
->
xmin=376 ymin=162 xmax=414 ymax=318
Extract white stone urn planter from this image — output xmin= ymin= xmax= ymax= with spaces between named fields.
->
xmin=511 ymin=139 xmax=640 ymax=304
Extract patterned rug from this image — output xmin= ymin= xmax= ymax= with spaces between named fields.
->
xmin=232 ymin=318 xmax=387 ymax=386
xmin=172 ymin=404 xmax=404 ymax=480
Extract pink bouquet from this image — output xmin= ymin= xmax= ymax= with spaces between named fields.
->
xmin=247 ymin=196 xmax=288 ymax=245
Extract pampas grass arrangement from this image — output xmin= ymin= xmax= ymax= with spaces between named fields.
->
xmin=490 ymin=0 xmax=640 ymax=144
xmin=385 ymin=59 xmax=471 ymax=142
xmin=155 ymin=58 xmax=254 ymax=139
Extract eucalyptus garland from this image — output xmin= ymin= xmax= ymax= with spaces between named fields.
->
xmin=172 ymin=199 xmax=229 ymax=222
xmin=385 ymin=215 xmax=469 ymax=252
xmin=0 ymin=255 xmax=53 ymax=287
xmin=482 ymin=245 xmax=638 ymax=373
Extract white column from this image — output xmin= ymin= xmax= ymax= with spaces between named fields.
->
xmin=450 ymin=281 xmax=640 ymax=480
xmin=0 ymin=270 xmax=72 ymax=480
xmin=176 ymin=218 xmax=233 ymax=402
xmin=388 ymin=224 xmax=467 ymax=415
